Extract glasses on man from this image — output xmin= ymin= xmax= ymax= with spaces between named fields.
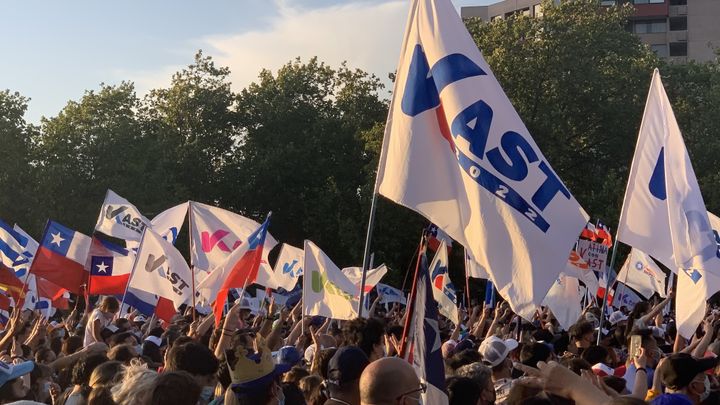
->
xmin=396 ymin=383 xmax=427 ymax=403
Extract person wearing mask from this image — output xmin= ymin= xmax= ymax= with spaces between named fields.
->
xmin=478 ymin=336 xmax=517 ymax=405
xmin=359 ymin=357 xmax=424 ymax=405
xmin=455 ymin=363 xmax=496 ymax=405
xmin=649 ymin=353 xmax=718 ymax=404
xmin=0 ymin=360 xmax=34 ymax=404
xmin=342 ymin=318 xmax=386 ymax=362
xmin=227 ymin=336 xmax=291 ymax=405
xmin=84 ymin=297 xmax=119 ymax=347
xmin=324 ymin=346 xmax=369 ymax=405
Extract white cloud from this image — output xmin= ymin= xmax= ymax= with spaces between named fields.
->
xmin=201 ymin=0 xmax=407 ymax=94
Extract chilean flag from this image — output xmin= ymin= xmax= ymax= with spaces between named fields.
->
xmin=31 ymin=221 xmax=91 ymax=294
xmin=197 ymin=215 xmax=270 ymax=326
xmin=87 ymin=237 xmax=134 ymax=295
xmin=36 ymin=277 xmax=69 ymax=310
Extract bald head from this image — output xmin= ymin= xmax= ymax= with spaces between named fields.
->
xmin=360 ymin=357 xmax=420 ymax=405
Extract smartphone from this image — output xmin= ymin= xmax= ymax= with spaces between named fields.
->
xmin=630 ymin=335 xmax=642 ymax=358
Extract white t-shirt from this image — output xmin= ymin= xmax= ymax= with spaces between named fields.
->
xmin=83 ymin=309 xmax=109 ymax=347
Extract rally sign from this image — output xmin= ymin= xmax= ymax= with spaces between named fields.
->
xmin=576 ymin=239 xmax=608 ymax=273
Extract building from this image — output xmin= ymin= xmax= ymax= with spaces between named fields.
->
xmin=460 ymin=0 xmax=720 ymax=63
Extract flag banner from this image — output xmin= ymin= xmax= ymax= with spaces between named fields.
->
xmin=376 ymin=283 xmax=407 ymax=305
xmin=95 ymin=189 xmax=152 ymax=242
xmin=375 ymin=0 xmax=588 ymax=319
xmin=464 ymin=249 xmax=490 ymax=280
xmin=576 ymin=239 xmax=609 ymax=273
xmin=342 ymin=264 xmax=388 ymax=296
xmin=596 ymin=220 xmax=613 ymax=247
xmin=122 ymin=287 xmax=159 ymax=317
xmin=254 ymin=262 xmax=281 ymax=290
xmin=580 ymin=222 xmax=597 ymax=242
xmin=86 ymin=237 xmax=135 ymax=295
xmin=128 ymin=229 xmax=193 ymax=311
xmin=542 ymin=274 xmax=582 ymax=331
xmin=427 ymin=224 xmax=453 ymax=252
xmin=0 ymin=263 xmax=24 ymax=299
xmin=484 ymin=281 xmax=495 ymax=308
xmin=12 ymin=225 xmax=39 ymax=281
xmin=273 ymin=244 xmax=304 ymax=291
xmin=609 ymin=283 xmax=644 ymax=310
xmin=0 ymin=219 xmax=28 ymax=269
xmin=410 ymin=250 xmax=449 ymax=405
xmin=195 ymin=217 xmax=270 ymax=326
xmin=566 ymin=251 xmax=600 ymax=299
xmin=126 ymin=202 xmax=189 ymax=250
xmin=302 ymin=240 xmax=359 ymax=320
xmin=35 ymin=277 xmax=69 ymax=310
xmin=617 ymin=69 xmax=720 ymax=338
xmin=32 ymin=221 xmax=91 ymax=294
xmin=616 ymin=248 xmax=666 ymax=299
xmin=189 ymin=201 xmax=277 ymax=273
xmin=427 ymin=240 xmax=458 ymax=324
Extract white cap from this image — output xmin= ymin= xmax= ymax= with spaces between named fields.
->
xmin=478 ymin=336 xmax=518 ymax=367
xmin=608 ymin=311 xmax=628 ymax=325
xmin=133 ymin=315 xmax=147 ymax=323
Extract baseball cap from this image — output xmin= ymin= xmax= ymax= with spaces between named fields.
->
xmin=608 ymin=311 xmax=628 ymax=325
xmin=660 ymin=353 xmax=719 ymax=389
xmin=273 ymin=346 xmax=302 ymax=367
xmin=478 ymin=336 xmax=518 ymax=367
xmin=327 ymin=346 xmax=369 ymax=386
xmin=133 ymin=315 xmax=147 ymax=323
xmin=0 ymin=361 xmax=34 ymax=388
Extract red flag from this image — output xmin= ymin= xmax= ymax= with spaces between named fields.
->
xmin=155 ymin=297 xmax=176 ymax=323
xmin=0 ymin=263 xmax=24 ymax=301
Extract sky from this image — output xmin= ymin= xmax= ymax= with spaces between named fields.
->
xmin=0 ymin=0 xmax=495 ymax=123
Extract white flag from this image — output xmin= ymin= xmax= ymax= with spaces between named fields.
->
xmin=427 ymin=240 xmax=458 ymax=325
xmin=616 ymin=248 xmax=666 ymax=299
xmin=565 ymin=250 xmax=599 ymax=298
xmin=342 ymin=264 xmax=388 ymax=297
xmin=189 ymin=201 xmax=277 ymax=276
xmin=12 ymin=226 xmax=39 ymax=310
xmin=376 ymin=0 xmax=588 ymax=319
xmin=617 ymin=69 xmax=720 ymax=338
xmin=611 ymin=283 xmax=644 ymax=310
xmin=95 ymin=189 xmax=152 ymax=242
xmin=126 ymin=202 xmax=188 ymax=250
xmin=128 ymin=229 xmax=193 ymax=310
xmin=302 ymin=241 xmax=359 ymax=320
xmin=376 ymin=283 xmax=407 ymax=305
xmin=464 ymin=249 xmax=490 ymax=280
xmin=273 ymin=244 xmax=304 ymax=291
xmin=543 ymin=274 xmax=581 ymax=331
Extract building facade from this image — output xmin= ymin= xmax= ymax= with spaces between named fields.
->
xmin=461 ymin=0 xmax=720 ymax=63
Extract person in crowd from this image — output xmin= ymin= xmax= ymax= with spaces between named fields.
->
xmin=647 ymin=353 xmax=718 ymax=404
xmin=342 ymin=319 xmax=386 ymax=362
xmin=359 ymin=357 xmax=423 ymax=405
xmin=164 ymin=342 xmax=219 ymax=404
xmin=0 ymin=360 xmax=34 ymax=404
xmin=84 ymin=297 xmax=119 ymax=347
xmin=478 ymin=336 xmax=518 ymax=404
xmin=149 ymin=370 xmax=202 ymax=405
xmin=324 ymin=346 xmax=369 ymax=405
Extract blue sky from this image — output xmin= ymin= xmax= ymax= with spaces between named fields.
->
xmin=0 ymin=0 xmax=494 ymax=123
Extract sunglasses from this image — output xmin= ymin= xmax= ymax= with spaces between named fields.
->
xmin=395 ymin=383 xmax=427 ymax=402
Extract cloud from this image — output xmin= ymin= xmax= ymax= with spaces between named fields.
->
xmin=202 ymin=0 xmax=407 ymax=94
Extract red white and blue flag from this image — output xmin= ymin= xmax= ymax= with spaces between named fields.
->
xmin=0 ymin=219 xmax=28 ymax=269
xmin=409 ymin=250 xmax=449 ymax=405
xmin=87 ymin=237 xmax=134 ymax=295
xmin=197 ymin=215 xmax=271 ymax=326
xmin=31 ymin=221 xmax=91 ymax=294
xmin=426 ymin=224 xmax=452 ymax=252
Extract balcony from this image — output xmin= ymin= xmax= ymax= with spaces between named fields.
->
xmin=669 ymin=5 xmax=687 ymax=16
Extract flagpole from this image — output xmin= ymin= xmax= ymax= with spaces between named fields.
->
xmin=399 ymin=232 xmax=426 ymax=358
xmin=358 ymin=191 xmax=380 ymax=318
xmin=464 ymin=248 xmax=471 ymax=308
xmin=120 ymin=228 xmax=146 ymax=314
xmin=187 ymin=202 xmax=197 ymax=323
xmin=596 ymin=233 xmax=620 ymax=345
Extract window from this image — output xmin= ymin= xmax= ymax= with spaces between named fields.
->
xmin=669 ymin=16 xmax=687 ymax=31
xmin=600 ymin=0 xmax=616 ymax=5
xmin=651 ymin=44 xmax=669 ymax=57
xmin=633 ymin=19 xmax=667 ymax=34
xmin=633 ymin=0 xmax=665 ymax=4
xmin=521 ymin=7 xmax=530 ymax=17
xmin=669 ymin=0 xmax=687 ymax=5
xmin=533 ymin=4 xmax=543 ymax=17
xmin=669 ymin=42 xmax=688 ymax=56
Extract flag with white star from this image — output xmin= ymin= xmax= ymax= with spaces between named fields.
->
xmin=32 ymin=221 xmax=91 ymax=294
xmin=87 ymin=236 xmax=135 ymax=295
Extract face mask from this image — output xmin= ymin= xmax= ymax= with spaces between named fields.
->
xmin=135 ymin=345 xmax=143 ymax=356
xmin=56 ymin=329 xmax=66 ymax=338
xmin=699 ymin=376 xmax=710 ymax=402
xmin=199 ymin=386 xmax=214 ymax=402
xmin=276 ymin=389 xmax=285 ymax=405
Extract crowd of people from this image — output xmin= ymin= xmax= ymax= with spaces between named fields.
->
xmin=0 ymin=286 xmax=716 ymax=405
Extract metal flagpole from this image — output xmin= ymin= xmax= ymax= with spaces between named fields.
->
xmin=399 ymin=233 xmax=426 ymax=358
xmin=464 ymin=248 xmax=472 ymax=308
xmin=597 ymin=234 xmax=621 ymax=345
xmin=358 ymin=191 xmax=380 ymax=318
xmin=186 ymin=202 xmax=198 ymax=323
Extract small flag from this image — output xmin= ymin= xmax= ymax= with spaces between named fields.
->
xmin=428 ymin=240 xmax=458 ymax=324
xmin=95 ymin=189 xmax=152 ymax=242
xmin=32 ymin=221 xmax=91 ymax=294
xmin=302 ymin=240 xmax=359 ymax=321
xmin=87 ymin=237 xmax=135 ymax=295
xmin=272 ymin=244 xmax=304 ymax=291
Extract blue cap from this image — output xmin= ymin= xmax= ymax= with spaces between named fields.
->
xmin=0 ymin=361 xmax=34 ymax=387
xmin=273 ymin=346 xmax=302 ymax=367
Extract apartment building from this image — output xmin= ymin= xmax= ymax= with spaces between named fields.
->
xmin=461 ymin=0 xmax=720 ymax=63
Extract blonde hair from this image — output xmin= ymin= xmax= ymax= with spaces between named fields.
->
xmin=111 ymin=360 xmax=158 ymax=405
